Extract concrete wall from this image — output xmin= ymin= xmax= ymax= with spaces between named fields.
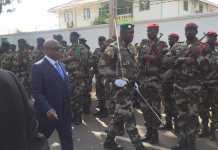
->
xmin=1 ymin=12 xmax=218 ymax=52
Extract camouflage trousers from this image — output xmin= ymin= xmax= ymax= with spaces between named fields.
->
xmin=173 ymin=84 xmax=200 ymax=150
xmin=83 ymin=78 xmax=92 ymax=113
xmin=141 ymin=94 xmax=160 ymax=132
xmin=71 ymin=78 xmax=89 ymax=118
xmin=95 ymin=76 xmax=106 ymax=110
xmin=162 ymin=84 xmax=177 ymax=128
xmin=140 ymin=80 xmax=161 ymax=130
xmin=104 ymin=79 xmax=116 ymax=114
xmin=199 ymin=88 xmax=218 ymax=137
xmin=105 ymin=88 xmax=144 ymax=148
xmin=106 ymin=105 xmax=143 ymax=148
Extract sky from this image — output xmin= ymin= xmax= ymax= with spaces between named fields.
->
xmin=0 ymin=0 xmax=70 ymax=35
xmin=0 ymin=0 xmax=218 ymax=35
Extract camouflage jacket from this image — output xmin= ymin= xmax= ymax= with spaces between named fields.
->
xmin=17 ymin=49 xmax=34 ymax=74
xmin=1 ymin=51 xmax=19 ymax=73
xmin=201 ymin=44 xmax=218 ymax=87
xmin=31 ymin=49 xmax=44 ymax=63
xmin=91 ymin=47 xmax=105 ymax=77
xmin=172 ymin=40 xmax=207 ymax=87
xmin=98 ymin=41 xmax=138 ymax=81
xmin=64 ymin=43 xmax=92 ymax=79
xmin=138 ymin=39 xmax=168 ymax=78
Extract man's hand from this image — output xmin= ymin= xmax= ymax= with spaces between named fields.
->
xmin=46 ymin=109 xmax=59 ymax=121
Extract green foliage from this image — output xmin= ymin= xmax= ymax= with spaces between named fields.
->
xmin=93 ymin=3 xmax=109 ymax=25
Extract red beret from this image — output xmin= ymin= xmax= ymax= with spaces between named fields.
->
xmin=169 ymin=33 xmax=179 ymax=38
xmin=147 ymin=23 xmax=159 ymax=29
xmin=185 ymin=23 xmax=198 ymax=29
xmin=207 ymin=31 xmax=217 ymax=36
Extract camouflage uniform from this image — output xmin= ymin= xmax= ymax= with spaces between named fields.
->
xmin=64 ymin=43 xmax=92 ymax=124
xmin=170 ymin=40 xmax=206 ymax=150
xmin=99 ymin=40 xmax=146 ymax=150
xmin=31 ymin=49 xmax=44 ymax=63
xmin=138 ymin=38 xmax=168 ymax=143
xmin=161 ymin=42 xmax=182 ymax=131
xmin=160 ymin=34 xmax=179 ymax=130
xmin=92 ymin=47 xmax=108 ymax=114
xmin=17 ymin=49 xmax=34 ymax=98
xmin=199 ymin=42 xmax=218 ymax=140
xmin=1 ymin=50 xmax=19 ymax=73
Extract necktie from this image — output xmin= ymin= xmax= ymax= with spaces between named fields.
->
xmin=55 ymin=62 xmax=65 ymax=79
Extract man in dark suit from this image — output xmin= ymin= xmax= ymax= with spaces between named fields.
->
xmin=31 ymin=39 xmax=73 ymax=150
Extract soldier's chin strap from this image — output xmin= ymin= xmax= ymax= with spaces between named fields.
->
xmin=134 ymin=82 xmax=165 ymax=125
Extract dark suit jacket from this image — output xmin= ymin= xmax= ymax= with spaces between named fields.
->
xmin=31 ymin=58 xmax=72 ymax=134
xmin=0 ymin=69 xmax=35 ymax=150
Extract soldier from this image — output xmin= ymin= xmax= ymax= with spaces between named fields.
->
xmin=32 ymin=37 xmax=45 ymax=63
xmin=53 ymin=34 xmax=68 ymax=51
xmin=79 ymin=38 xmax=91 ymax=50
xmin=100 ymin=24 xmax=147 ymax=150
xmin=79 ymin=38 xmax=92 ymax=114
xmin=168 ymin=33 xmax=179 ymax=49
xmin=10 ymin=44 xmax=16 ymax=52
xmin=17 ymin=39 xmax=33 ymax=98
xmin=199 ymin=31 xmax=218 ymax=140
xmin=63 ymin=31 xmax=92 ymax=125
xmin=92 ymin=36 xmax=108 ymax=117
xmin=53 ymin=34 xmax=63 ymax=43
xmin=1 ymin=41 xmax=18 ymax=73
xmin=160 ymin=33 xmax=179 ymax=130
xmin=170 ymin=23 xmax=206 ymax=150
xmin=138 ymin=23 xmax=168 ymax=144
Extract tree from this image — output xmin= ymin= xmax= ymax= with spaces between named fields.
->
xmin=0 ymin=0 xmax=20 ymax=13
xmin=93 ymin=2 xmax=109 ymax=25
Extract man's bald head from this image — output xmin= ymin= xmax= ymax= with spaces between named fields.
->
xmin=43 ymin=39 xmax=58 ymax=50
xmin=43 ymin=39 xmax=63 ymax=61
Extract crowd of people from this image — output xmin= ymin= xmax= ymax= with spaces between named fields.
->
xmin=0 ymin=22 xmax=218 ymax=150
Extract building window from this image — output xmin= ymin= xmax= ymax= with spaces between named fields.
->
xmin=199 ymin=3 xmax=203 ymax=13
xmin=64 ymin=11 xmax=73 ymax=23
xmin=117 ymin=0 xmax=133 ymax=15
xmin=139 ymin=0 xmax=150 ymax=11
xmin=84 ymin=8 xmax=91 ymax=20
xmin=183 ymin=0 xmax=189 ymax=11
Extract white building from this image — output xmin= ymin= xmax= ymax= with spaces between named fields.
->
xmin=49 ymin=0 xmax=218 ymax=29
xmin=1 ymin=12 xmax=218 ymax=51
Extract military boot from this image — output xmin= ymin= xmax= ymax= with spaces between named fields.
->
xmin=198 ymin=127 xmax=209 ymax=138
xmin=141 ymin=127 xmax=152 ymax=142
xmin=209 ymin=126 xmax=216 ymax=141
xmin=135 ymin=143 xmax=148 ymax=150
xmin=150 ymin=129 xmax=159 ymax=144
xmin=104 ymin=136 xmax=123 ymax=150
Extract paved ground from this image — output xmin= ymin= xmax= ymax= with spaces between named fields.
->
xmin=49 ymin=101 xmax=218 ymax=150
xmin=48 ymin=91 xmax=218 ymax=150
